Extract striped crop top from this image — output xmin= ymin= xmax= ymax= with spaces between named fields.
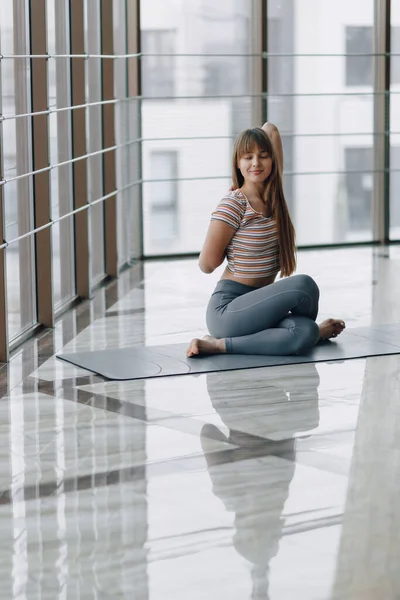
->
xmin=211 ymin=189 xmax=280 ymax=279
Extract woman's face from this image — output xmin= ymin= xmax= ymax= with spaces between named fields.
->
xmin=238 ymin=146 xmax=272 ymax=185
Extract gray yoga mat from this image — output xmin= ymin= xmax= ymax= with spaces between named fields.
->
xmin=56 ymin=324 xmax=400 ymax=381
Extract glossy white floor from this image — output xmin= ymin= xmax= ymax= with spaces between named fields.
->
xmin=1 ymin=246 xmax=400 ymax=600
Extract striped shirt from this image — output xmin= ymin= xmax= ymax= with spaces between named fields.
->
xmin=211 ymin=189 xmax=280 ymax=279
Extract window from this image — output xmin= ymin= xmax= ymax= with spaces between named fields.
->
xmin=204 ymin=61 xmax=235 ymax=96
xmin=346 ymin=26 xmax=400 ymax=87
xmin=141 ymin=30 xmax=176 ymax=97
xmin=268 ymin=19 xmax=284 ymax=94
xmin=345 ymin=147 xmax=400 ymax=236
xmin=345 ymin=27 xmax=373 ymax=86
xmin=267 ymin=14 xmax=295 ymax=215
xmin=150 ymin=151 xmax=179 ymax=242
xmin=391 ymin=147 xmax=400 ymax=230
xmin=392 ymin=28 xmax=400 ymax=84
xmin=344 ymin=148 xmax=373 ymax=231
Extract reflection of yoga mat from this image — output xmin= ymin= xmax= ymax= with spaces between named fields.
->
xmin=56 ymin=324 xmax=400 ymax=381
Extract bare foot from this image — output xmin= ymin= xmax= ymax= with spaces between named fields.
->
xmin=319 ymin=318 xmax=346 ymax=341
xmin=186 ymin=335 xmax=226 ymax=358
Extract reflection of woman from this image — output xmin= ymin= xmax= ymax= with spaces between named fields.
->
xmin=187 ymin=123 xmax=345 ymax=358
xmin=201 ymin=365 xmax=320 ymax=599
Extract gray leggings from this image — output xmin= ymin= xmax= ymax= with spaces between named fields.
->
xmin=206 ymin=274 xmax=320 ymax=356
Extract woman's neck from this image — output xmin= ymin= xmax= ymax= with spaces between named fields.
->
xmin=241 ymin=181 xmax=266 ymax=201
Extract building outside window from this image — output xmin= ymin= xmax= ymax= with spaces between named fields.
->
xmin=150 ymin=151 xmax=179 ymax=242
xmin=391 ymin=146 xmax=400 ymax=230
xmin=345 ymin=147 xmax=373 ymax=231
xmin=141 ymin=29 xmax=176 ymax=97
xmin=345 ymin=146 xmax=400 ymax=235
xmin=346 ymin=26 xmax=400 ymax=86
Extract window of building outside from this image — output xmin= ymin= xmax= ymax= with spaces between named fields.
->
xmin=393 ymin=28 xmax=400 ymax=83
xmin=150 ymin=151 xmax=179 ymax=242
xmin=391 ymin=146 xmax=400 ymax=229
xmin=1 ymin=0 xmax=37 ymax=340
xmin=267 ymin=15 xmax=295 ymax=216
xmin=141 ymin=30 xmax=176 ymax=97
xmin=345 ymin=148 xmax=372 ymax=231
xmin=202 ymin=35 xmax=249 ymax=98
xmin=345 ymin=146 xmax=400 ymax=235
xmin=346 ymin=26 xmax=400 ymax=86
xmin=203 ymin=61 xmax=236 ymax=96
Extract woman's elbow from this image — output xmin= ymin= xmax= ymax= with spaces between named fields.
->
xmin=262 ymin=121 xmax=279 ymax=135
xmin=198 ymin=253 xmax=222 ymax=273
xmin=199 ymin=248 xmax=225 ymax=273
xmin=198 ymin=259 xmax=215 ymax=274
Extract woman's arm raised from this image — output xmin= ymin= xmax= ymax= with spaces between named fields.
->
xmin=262 ymin=122 xmax=284 ymax=177
xmin=198 ymin=220 xmax=236 ymax=274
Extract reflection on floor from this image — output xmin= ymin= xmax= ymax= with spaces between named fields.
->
xmin=1 ymin=246 xmax=400 ymax=599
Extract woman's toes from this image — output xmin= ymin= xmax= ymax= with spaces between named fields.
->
xmin=331 ymin=320 xmax=346 ymax=337
xmin=186 ymin=339 xmax=199 ymax=357
xmin=319 ymin=318 xmax=346 ymax=340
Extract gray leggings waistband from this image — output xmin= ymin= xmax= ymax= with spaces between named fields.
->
xmin=213 ymin=279 xmax=257 ymax=292
xmin=212 ymin=279 xmax=257 ymax=296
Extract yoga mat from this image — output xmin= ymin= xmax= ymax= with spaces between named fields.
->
xmin=56 ymin=324 xmax=400 ymax=381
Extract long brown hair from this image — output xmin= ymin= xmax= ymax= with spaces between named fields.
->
xmin=232 ymin=128 xmax=296 ymax=277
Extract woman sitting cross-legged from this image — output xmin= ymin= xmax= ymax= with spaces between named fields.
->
xmin=187 ymin=123 xmax=345 ymax=358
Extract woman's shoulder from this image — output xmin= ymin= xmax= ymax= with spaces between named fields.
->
xmin=227 ymin=188 xmax=246 ymax=200
xmin=220 ymin=188 xmax=247 ymax=208
xmin=211 ymin=189 xmax=247 ymax=228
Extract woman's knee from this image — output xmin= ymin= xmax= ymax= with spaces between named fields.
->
xmin=293 ymin=320 xmax=320 ymax=354
xmin=293 ymin=274 xmax=320 ymax=301
xmin=286 ymin=317 xmax=319 ymax=355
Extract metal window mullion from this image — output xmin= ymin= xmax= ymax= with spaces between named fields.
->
xmin=70 ymin=0 xmax=90 ymax=298
xmin=0 ymin=48 xmax=9 ymax=362
xmin=127 ymin=0 xmax=143 ymax=259
xmin=373 ymin=0 xmax=391 ymax=243
xmin=100 ymin=0 xmax=118 ymax=277
xmin=384 ymin=0 xmax=391 ymax=241
xmin=29 ymin=0 xmax=54 ymax=327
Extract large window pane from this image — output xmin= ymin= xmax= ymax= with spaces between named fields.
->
xmin=142 ymin=30 xmax=176 ymax=97
xmin=0 ymin=0 xmax=36 ymax=341
xmin=389 ymin=138 xmax=400 ymax=240
xmin=141 ymin=101 xmax=233 ymax=254
xmin=141 ymin=0 xmax=380 ymax=254
xmin=390 ymin=6 xmax=400 ymax=240
xmin=85 ymin=0 xmax=105 ymax=284
xmin=268 ymin=0 xmax=374 ymax=245
xmin=141 ymin=0 xmax=255 ymax=255
xmin=346 ymin=27 xmax=373 ymax=86
xmin=47 ymin=0 xmax=75 ymax=309
xmin=114 ymin=1 xmax=141 ymax=267
xmin=114 ymin=0 xmax=129 ymax=267
xmin=148 ymin=151 xmax=178 ymax=244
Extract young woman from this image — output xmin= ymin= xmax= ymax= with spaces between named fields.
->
xmin=187 ymin=123 xmax=345 ymax=358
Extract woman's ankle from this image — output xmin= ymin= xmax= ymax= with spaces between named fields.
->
xmin=222 ymin=338 xmax=230 ymax=353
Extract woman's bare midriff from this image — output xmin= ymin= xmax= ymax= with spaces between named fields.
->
xmin=220 ymin=267 xmax=277 ymax=288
